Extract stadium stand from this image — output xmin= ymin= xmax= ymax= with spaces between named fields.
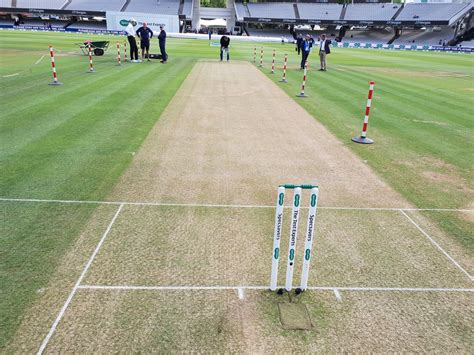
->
xmin=234 ymin=1 xmax=250 ymax=20
xmin=344 ymin=4 xmax=401 ymax=21
xmin=344 ymin=29 xmax=393 ymax=44
xmin=247 ymin=3 xmax=296 ymax=19
xmin=65 ymin=0 xmax=126 ymax=12
xmin=124 ymin=0 xmax=180 ymax=15
xmin=396 ymin=3 xmax=471 ymax=22
xmin=67 ymin=21 xmax=107 ymax=30
xmin=182 ymin=0 xmax=193 ymax=19
xmin=393 ymin=27 xmax=456 ymax=45
xmin=16 ymin=0 xmax=66 ymax=9
xmin=297 ymin=4 xmax=343 ymax=21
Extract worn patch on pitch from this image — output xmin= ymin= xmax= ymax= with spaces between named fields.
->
xmin=278 ymin=303 xmax=312 ymax=330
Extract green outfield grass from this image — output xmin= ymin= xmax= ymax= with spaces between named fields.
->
xmin=0 ymin=30 xmax=472 ymax=350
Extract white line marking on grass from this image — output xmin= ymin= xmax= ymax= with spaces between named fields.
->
xmin=0 ymin=197 xmax=473 ymax=212
xmin=238 ymin=288 xmax=245 ymax=300
xmin=78 ymin=285 xmax=474 ymax=293
xmin=35 ymin=55 xmax=45 ymax=65
xmin=2 ymin=73 xmax=19 ymax=78
xmin=37 ymin=204 xmax=124 ymax=355
xmin=333 ymin=288 xmax=342 ymax=301
xmin=400 ymin=210 xmax=473 ymax=282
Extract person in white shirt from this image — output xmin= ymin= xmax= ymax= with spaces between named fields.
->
xmin=319 ymin=33 xmax=332 ymax=71
xmin=125 ymin=18 xmax=140 ymax=62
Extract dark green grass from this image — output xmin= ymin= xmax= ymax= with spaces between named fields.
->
xmin=0 ymin=31 xmax=472 ymax=348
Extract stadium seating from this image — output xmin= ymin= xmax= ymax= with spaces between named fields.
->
xmin=65 ymin=0 xmax=125 ymax=12
xmin=247 ymin=3 xmax=296 ymax=19
xmin=344 ymin=4 xmax=401 ymax=21
xmin=396 ymin=3 xmax=471 ymax=22
xmin=16 ymin=0 xmax=66 ymax=9
xmin=297 ymin=4 xmax=343 ymax=21
xmin=182 ymin=0 xmax=193 ymax=18
xmin=234 ymin=2 xmax=250 ymax=20
xmin=68 ymin=21 xmax=107 ymax=30
xmin=124 ymin=0 xmax=180 ymax=15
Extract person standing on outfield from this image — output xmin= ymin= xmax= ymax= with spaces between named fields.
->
xmin=319 ymin=33 xmax=332 ymax=71
xmin=296 ymin=34 xmax=303 ymax=55
xmin=158 ymin=25 xmax=168 ymax=63
xmin=220 ymin=35 xmax=230 ymax=61
xmin=125 ymin=18 xmax=139 ymax=62
xmin=300 ymin=34 xmax=313 ymax=69
xmin=136 ymin=22 xmax=153 ymax=62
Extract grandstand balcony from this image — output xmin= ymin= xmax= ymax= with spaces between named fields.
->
xmin=124 ymin=0 xmax=180 ymax=15
xmin=344 ymin=4 xmax=401 ymax=22
xmin=396 ymin=3 xmax=472 ymax=24
xmin=16 ymin=0 xmax=67 ymax=9
xmin=64 ymin=0 xmax=126 ymax=12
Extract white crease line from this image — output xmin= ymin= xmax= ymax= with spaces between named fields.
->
xmin=78 ymin=285 xmax=268 ymax=291
xmin=2 ymin=73 xmax=19 ymax=78
xmin=400 ymin=210 xmax=473 ymax=282
xmin=37 ymin=204 xmax=124 ymax=355
xmin=35 ymin=55 xmax=45 ymax=65
xmin=78 ymin=285 xmax=474 ymax=293
xmin=333 ymin=288 xmax=342 ymax=301
xmin=238 ymin=288 xmax=245 ymax=300
xmin=0 ymin=197 xmax=472 ymax=212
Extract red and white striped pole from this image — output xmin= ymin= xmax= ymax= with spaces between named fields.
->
xmin=116 ymin=42 xmax=121 ymax=66
xmin=280 ymin=53 xmax=288 ymax=83
xmin=48 ymin=45 xmax=63 ymax=85
xmin=259 ymin=48 xmax=263 ymax=67
xmin=87 ymin=43 xmax=95 ymax=73
xmin=123 ymin=40 xmax=127 ymax=62
xmin=253 ymin=47 xmax=256 ymax=62
xmin=296 ymin=61 xmax=308 ymax=97
xmin=271 ymin=49 xmax=275 ymax=74
xmin=352 ymin=81 xmax=376 ymax=144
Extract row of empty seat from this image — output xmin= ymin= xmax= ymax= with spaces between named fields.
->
xmin=16 ymin=0 xmax=67 ymax=9
xmin=246 ymin=3 xmax=295 ymax=19
xmin=298 ymin=4 xmax=343 ymax=21
xmin=344 ymin=4 xmax=400 ymax=21
xmin=125 ymin=0 xmax=179 ymax=15
xmin=65 ymin=0 xmax=125 ymax=12
xmin=6 ymin=0 xmax=194 ymax=18
xmin=236 ymin=2 xmax=472 ymax=23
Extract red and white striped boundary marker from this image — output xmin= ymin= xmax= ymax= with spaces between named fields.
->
xmin=87 ymin=43 xmax=95 ymax=73
xmin=123 ymin=40 xmax=128 ymax=62
xmin=48 ymin=45 xmax=63 ymax=85
xmin=352 ymin=81 xmax=376 ymax=144
xmin=271 ymin=49 xmax=275 ymax=74
xmin=259 ymin=48 xmax=263 ymax=67
xmin=280 ymin=53 xmax=288 ymax=83
xmin=253 ymin=47 xmax=256 ymax=62
xmin=296 ymin=61 xmax=308 ymax=97
xmin=116 ymin=42 xmax=121 ymax=66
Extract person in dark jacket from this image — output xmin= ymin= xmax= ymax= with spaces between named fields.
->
xmin=158 ymin=25 xmax=168 ymax=63
xmin=296 ymin=34 xmax=303 ymax=55
xmin=220 ymin=35 xmax=230 ymax=61
xmin=318 ymin=33 xmax=332 ymax=71
xmin=300 ymin=34 xmax=313 ymax=69
xmin=136 ymin=22 xmax=153 ymax=61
